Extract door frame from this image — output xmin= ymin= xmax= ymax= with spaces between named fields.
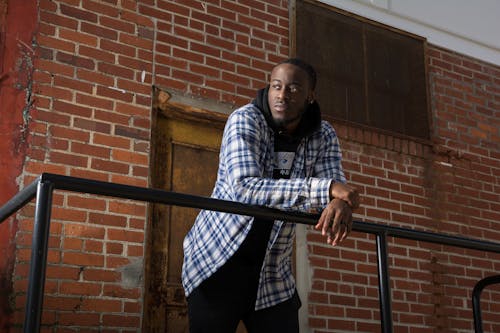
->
xmin=142 ymin=88 xmax=228 ymax=332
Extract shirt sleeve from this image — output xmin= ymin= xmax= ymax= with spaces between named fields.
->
xmin=313 ymin=121 xmax=346 ymax=182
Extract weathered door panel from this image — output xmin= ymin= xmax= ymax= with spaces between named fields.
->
xmin=144 ymin=101 xmax=247 ymax=332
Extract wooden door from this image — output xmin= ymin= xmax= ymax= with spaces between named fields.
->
xmin=143 ymin=96 xmax=247 ymax=332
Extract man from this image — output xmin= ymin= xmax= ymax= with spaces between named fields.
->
xmin=182 ymin=58 xmax=359 ymax=332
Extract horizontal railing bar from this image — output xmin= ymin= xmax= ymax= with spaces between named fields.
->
xmin=35 ymin=173 xmax=500 ymax=254
xmin=2 ymin=173 xmax=500 ymax=254
xmin=0 ymin=178 xmax=39 ymax=223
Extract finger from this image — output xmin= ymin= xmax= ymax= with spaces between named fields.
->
xmin=322 ymin=210 xmax=334 ymax=236
xmin=339 ymin=212 xmax=354 ymax=243
xmin=346 ymin=214 xmax=353 ymax=233
xmin=330 ymin=210 xmax=343 ymax=245
xmin=315 ymin=208 xmax=328 ymax=231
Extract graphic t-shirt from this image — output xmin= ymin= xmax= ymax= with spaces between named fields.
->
xmin=232 ymin=132 xmax=300 ymax=266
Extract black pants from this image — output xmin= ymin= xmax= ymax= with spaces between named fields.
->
xmin=187 ymin=253 xmax=301 ymax=333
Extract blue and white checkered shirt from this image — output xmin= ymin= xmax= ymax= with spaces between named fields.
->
xmin=182 ymin=103 xmax=345 ymax=310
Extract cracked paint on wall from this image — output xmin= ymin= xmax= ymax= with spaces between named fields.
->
xmin=0 ymin=0 xmax=37 ymax=330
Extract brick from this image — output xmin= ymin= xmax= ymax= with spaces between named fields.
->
xmin=76 ymin=68 xmax=115 ymax=86
xmin=62 ymin=252 xmax=104 ymax=266
xmin=54 ymin=75 xmax=94 ymax=94
xmin=49 ymin=151 xmax=88 ymax=167
xmin=119 ymin=33 xmax=154 ymax=50
xmin=120 ymin=77 xmax=152 ymax=95
xmin=67 ymin=170 xmax=107 ymax=183
xmin=93 ymin=133 xmax=131 ymax=149
xmin=76 ymin=92 xmax=115 ymax=110
xmin=52 ymin=100 xmax=92 ymax=118
xmin=79 ymin=45 xmax=116 ymax=64
xmin=107 ymin=228 xmax=144 ymax=243
xmin=109 ymin=175 xmax=147 ymax=189
xmin=60 ymin=3 xmax=98 ymax=22
xmin=114 ymin=125 xmax=149 ymax=140
xmin=111 ymin=149 xmax=148 ymax=165
xmin=91 ymin=158 xmax=130 ymax=174
xmin=172 ymin=47 xmax=204 ymax=63
xmin=102 ymin=314 xmax=140 ymax=327
xmin=103 ymin=284 xmax=141 ymax=299
xmin=121 ymin=10 xmax=154 ymax=27
xmin=107 ymin=201 xmax=146 ymax=218
xmin=37 ymin=109 xmax=71 ymax=126
xmin=127 ymin=244 xmax=143 ymax=257
xmin=98 ymin=62 xmax=135 ymax=80
xmin=48 ymin=124 xmax=88 ymax=142
xmin=75 ymin=118 xmax=110 ymax=134
xmin=62 ymin=237 xmax=83 ymax=250
xmin=99 ymin=16 xmax=135 ymax=34
xmin=137 ymin=26 xmax=156 ymax=40
xmin=88 ymin=212 xmax=126 ymax=228
xmin=82 ymin=268 xmax=120 ymax=283
xmin=37 ymin=84 xmax=73 ymax=101
xmin=85 ymin=239 xmax=104 ymax=253
xmin=81 ymin=22 xmax=118 ymax=40
xmin=91 ymin=112 xmax=126 ymax=130
xmin=24 ymin=160 xmax=66 ymax=177
xmin=56 ymin=51 xmax=96 ymax=70
xmin=40 ymin=9 xmax=79 ymax=30
xmin=100 ymin=39 xmax=136 ymax=57
xmin=132 ymin=116 xmax=150 ymax=129
xmin=83 ymin=0 xmax=120 ymax=17
xmin=95 ymin=85 xmax=133 ymax=103
xmin=80 ymin=298 xmax=122 ymax=313
xmin=37 ymin=34 xmax=75 ymax=53
xmin=59 ymin=28 xmax=98 ymax=47
xmin=106 ymin=242 xmax=123 ymax=255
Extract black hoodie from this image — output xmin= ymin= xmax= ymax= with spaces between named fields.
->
xmin=252 ymin=85 xmax=322 ymax=140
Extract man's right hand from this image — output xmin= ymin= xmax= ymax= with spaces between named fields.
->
xmin=329 ymin=182 xmax=360 ymax=209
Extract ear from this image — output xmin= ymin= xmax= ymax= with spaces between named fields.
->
xmin=308 ymin=91 xmax=316 ymax=104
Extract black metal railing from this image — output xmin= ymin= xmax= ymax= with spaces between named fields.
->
xmin=1 ymin=173 xmax=500 ymax=333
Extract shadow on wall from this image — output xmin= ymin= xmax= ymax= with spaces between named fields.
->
xmin=0 ymin=273 xmax=13 ymax=332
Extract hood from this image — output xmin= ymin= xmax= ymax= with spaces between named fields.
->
xmin=252 ymin=86 xmax=322 ymax=139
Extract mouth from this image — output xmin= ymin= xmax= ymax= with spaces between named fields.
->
xmin=273 ymin=103 xmax=288 ymax=112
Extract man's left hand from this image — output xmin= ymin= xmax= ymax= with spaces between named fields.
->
xmin=315 ymin=198 xmax=353 ymax=246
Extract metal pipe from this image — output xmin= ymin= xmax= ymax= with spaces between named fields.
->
xmin=35 ymin=174 xmax=500 ymax=254
xmin=376 ymin=232 xmax=393 ymax=333
xmin=23 ymin=180 xmax=54 ymax=333
xmin=0 ymin=177 xmax=38 ymax=223
xmin=472 ymin=275 xmax=500 ymax=333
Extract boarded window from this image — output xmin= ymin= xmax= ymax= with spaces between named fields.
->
xmin=296 ymin=0 xmax=430 ymax=140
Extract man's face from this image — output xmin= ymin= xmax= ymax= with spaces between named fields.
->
xmin=267 ymin=63 xmax=313 ymax=133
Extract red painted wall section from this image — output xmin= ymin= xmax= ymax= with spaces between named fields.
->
xmin=0 ymin=0 xmax=37 ymax=330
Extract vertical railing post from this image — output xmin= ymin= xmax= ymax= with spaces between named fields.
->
xmin=376 ymin=232 xmax=393 ymax=333
xmin=23 ymin=180 xmax=54 ymax=333
xmin=472 ymin=275 xmax=500 ymax=333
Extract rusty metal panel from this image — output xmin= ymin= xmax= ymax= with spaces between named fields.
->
xmin=295 ymin=0 xmax=429 ymax=140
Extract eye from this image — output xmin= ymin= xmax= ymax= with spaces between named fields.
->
xmin=272 ymin=84 xmax=282 ymax=90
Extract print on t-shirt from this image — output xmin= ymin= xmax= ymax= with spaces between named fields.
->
xmin=274 ymin=151 xmax=295 ymax=178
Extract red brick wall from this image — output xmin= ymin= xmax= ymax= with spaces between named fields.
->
xmin=3 ymin=0 xmax=499 ymax=332
xmin=304 ymin=46 xmax=500 ymax=332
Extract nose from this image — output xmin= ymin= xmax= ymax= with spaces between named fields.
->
xmin=277 ymin=88 xmax=289 ymax=101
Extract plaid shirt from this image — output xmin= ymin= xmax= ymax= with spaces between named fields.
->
xmin=182 ymin=103 xmax=345 ymax=310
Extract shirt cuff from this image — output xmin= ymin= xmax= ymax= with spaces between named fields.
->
xmin=309 ymin=178 xmax=332 ymax=210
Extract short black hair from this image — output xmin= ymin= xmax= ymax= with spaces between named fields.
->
xmin=279 ymin=58 xmax=317 ymax=90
